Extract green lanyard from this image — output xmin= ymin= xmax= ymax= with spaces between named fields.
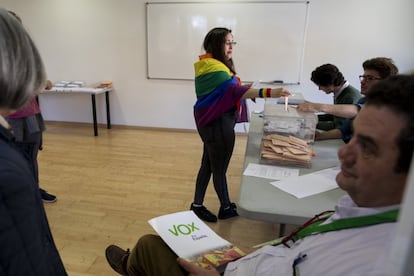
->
xmin=290 ymin=209 xmax=399 ymax=276
xmin=252 ymin=209 xmax=399 ymax=249
xmin=295 ymin=209 xmax=399 ymax=240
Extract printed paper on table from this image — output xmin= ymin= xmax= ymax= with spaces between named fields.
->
xmin=148 ymin=211 xmax=245 ymax=270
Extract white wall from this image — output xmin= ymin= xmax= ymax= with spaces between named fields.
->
xmin=1 ymin=0 xmax=413 ymax=131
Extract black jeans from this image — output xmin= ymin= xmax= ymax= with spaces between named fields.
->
xmin=193 ymin=111 xmax=237 ymax=208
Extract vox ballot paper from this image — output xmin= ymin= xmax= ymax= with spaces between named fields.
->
xmin=148 ymin=210 xmax=245 ymax=270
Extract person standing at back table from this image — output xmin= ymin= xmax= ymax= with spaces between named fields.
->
xmin=6 ymin=10 xmax=57 ymax=203
xmin=189 ymin=27 xmax=291 ymax=222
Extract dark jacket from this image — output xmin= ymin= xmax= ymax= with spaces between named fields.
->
xmin=338 ymin=97 xmax=365 ymax=143
xmin=0 ymin=125 xmax=66 ymax=275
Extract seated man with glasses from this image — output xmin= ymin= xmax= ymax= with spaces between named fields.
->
xmin=105 ymin=75 xmax=414 ymax=276
xmin=297 ymin=57 xmax=398 ymax=142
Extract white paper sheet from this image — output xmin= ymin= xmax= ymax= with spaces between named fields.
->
xmin=270 ymin=166 xmax=340 ymax=198
xmin=148 ymin=211 xmax=231 ymax=258
xmin=243 ymin=163 xmax=299 ymax=180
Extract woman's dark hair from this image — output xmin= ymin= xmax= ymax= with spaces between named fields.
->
xmin=362 ymin=57 xmax=399 ymax=79
xmin=311 ymin=64 xmax=345 ymax=87
xmin=364 ymin=74 xmax=414 ymax=173
xmin=203 ymin=27 xmax=236 ymax=74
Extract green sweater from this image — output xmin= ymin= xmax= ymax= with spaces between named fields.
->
xmin=317 ymin=84 xmax=361 ymax=131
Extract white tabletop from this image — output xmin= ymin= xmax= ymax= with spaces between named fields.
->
xmin=42 ymin=87 xmax=112 ymax=95
xmin=238 ymin=113 xmax=346 ymax=225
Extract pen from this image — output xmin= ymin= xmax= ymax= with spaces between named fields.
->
xmin=292 ymin=253 xmax=307 ymax=276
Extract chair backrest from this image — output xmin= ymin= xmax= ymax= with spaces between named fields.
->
xmin=386 ymin=152 xmax=414 ymax=275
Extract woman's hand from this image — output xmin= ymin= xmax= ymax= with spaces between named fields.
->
xmin=273 ymin=87 xmax=291 ymax=98
xmin=177 ymin=258 xmax=221 ymax=276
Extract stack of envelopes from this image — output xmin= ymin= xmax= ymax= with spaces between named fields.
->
xmin=261 ymin=134 xmax=315 ymax=167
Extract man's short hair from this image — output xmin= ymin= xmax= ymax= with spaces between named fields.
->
xmin=362 ymin=57 xmax=399 ymax=79
xmin=311 ymin=64 xmax=345 ymax=87
xmin=364 ymin=75 xmax=414 ymax=173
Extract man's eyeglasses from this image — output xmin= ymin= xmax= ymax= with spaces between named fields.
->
xmin=224 ymin=41 xmax=237 ymax=46
xmin=359 ymin=75 xmax=382 ymax=82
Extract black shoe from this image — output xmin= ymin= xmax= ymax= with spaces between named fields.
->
xmin=39 ymin=188 xmax=57 ymax=203
xmin=190 ymin=204 xmax=217 ymax=222
xmin=218 ymin=203 xmax=239 ymax=220
xmin=105 ymin=245 xmax=130 ymax=275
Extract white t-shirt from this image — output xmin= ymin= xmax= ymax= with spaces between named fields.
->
xmin=224 ymin=195 xmax=399 ymax=276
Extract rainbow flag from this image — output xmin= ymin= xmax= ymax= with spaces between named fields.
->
xmin=194 ymin=57 xmax=249 ymax=128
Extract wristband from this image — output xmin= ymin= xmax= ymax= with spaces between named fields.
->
xmin=266 ymin=88 xmax=271 ymax=98
xmin=259 ymin=88 xmax=271 ymax=98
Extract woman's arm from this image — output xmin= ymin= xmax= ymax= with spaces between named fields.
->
xmin=241 ymin=87 xmax=291 ymax=99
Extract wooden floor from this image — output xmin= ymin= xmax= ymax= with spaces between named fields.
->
xmin=39 ymin=122 xmax=292 ymax=275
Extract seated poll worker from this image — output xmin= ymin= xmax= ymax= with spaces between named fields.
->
xmin=105 ymin=74 xmax=414 ymax=276
xmin=297 ymin=57 xmax=398 ymax=142
xmin=309 ymin=63 xmax=361 ymax=131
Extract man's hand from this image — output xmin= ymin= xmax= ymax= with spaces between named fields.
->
xmin=297 ymin=101 xmax=322 ymax=113
xmin=177 ymin=258 xmax=221 ymax=276
xmin=315 ymin=129 xmax=342 ymax=140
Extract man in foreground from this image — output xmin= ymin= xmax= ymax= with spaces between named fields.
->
xmin=106 ymin=75 xmax=414 ymax=275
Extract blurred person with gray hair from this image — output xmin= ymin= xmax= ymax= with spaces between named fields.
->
xmin=6 ymin=10 xmax=57 ymax=203
xmin=0 ymin=8 xmax=66 ymax=275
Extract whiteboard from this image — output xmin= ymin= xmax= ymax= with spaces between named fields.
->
xmin=146 ymin=1 xmax=310 ymax=83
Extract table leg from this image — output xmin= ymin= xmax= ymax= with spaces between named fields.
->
xmin=91 ymin=94 xmax=98 ymax=136
xmin=105 ymin=91 xmax=111 ymax=129
xmin=279 ymin=223 xmax=286 ymax=237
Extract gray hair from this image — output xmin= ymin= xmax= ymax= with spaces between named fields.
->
xmin=0 ymin=8 xmax=46 ymax=110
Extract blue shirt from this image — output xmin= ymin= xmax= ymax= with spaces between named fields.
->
xmin=338 ymin=97 xmax=365 ymax=143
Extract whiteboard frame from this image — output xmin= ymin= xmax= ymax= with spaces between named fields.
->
xmin=145 ymin=1 xmax=310 ymax=83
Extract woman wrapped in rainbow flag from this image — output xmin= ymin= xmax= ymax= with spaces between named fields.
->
xmin=190 ymin=27 xmax=291 ymax=222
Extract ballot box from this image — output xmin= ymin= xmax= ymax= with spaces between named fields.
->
xmin=260 ymin=103 xmax=317 ymax=167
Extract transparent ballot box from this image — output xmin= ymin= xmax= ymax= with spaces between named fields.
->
xmin=260 ymin=103 xmax=317 ymax=168
xmin=263 ymin=103 xmax=317 ymax=143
